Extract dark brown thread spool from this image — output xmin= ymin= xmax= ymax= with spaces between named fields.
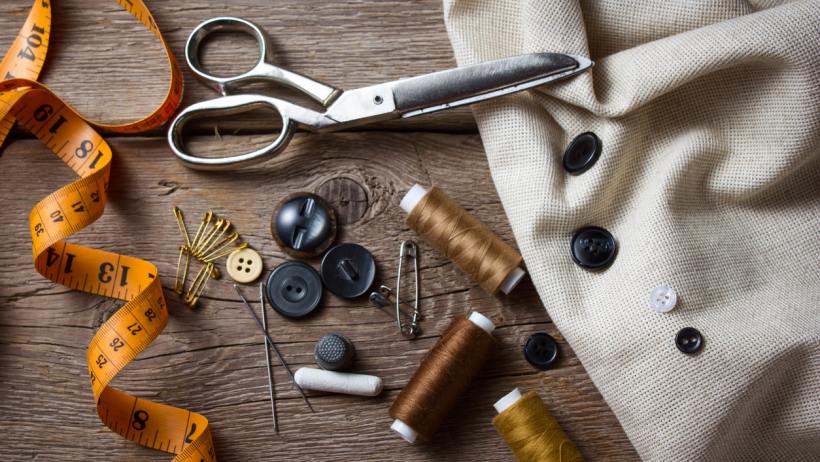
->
xmin=400 ymin=185 xmax=525 ymax=295
xmin=389 ymin=312 xmax=497 ymax=443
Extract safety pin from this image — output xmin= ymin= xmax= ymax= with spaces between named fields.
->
xmin=193 ymin=217 xmax=225 ymax=257
xmin=199 ymin=231 xmax=240 ymax=261
xmin=202 ymin=241 xmax=248 ymax=263
xmin=195 ymin=220 xmax=232 ymax=258
xmin=185 ymin=262 xmax=214 ymax=306
xmin=172 ymin=206 xmax=191 ymax=248
xmin=174 ymin=245 xmax=192 ymax=294
xmin=188 ymin=210 xmax=214 ymax=253
xmin=393 ymin=240 xmax=421 ymax=337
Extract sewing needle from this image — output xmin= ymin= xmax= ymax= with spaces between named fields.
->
xmin=260 ymin=282 xmax=278 ymax=433
xmin=233 ymin=284 xmax=315 ymax=412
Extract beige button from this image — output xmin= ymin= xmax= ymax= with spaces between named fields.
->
xmin=226 ymin=248 xmax=263 ymax=283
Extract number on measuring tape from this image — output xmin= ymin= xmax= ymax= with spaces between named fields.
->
xmin=1 ymin=1 xmax=214 ymax=460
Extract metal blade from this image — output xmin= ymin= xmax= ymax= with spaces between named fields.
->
xmin=392 ymin=53 xmax=592 ymax=118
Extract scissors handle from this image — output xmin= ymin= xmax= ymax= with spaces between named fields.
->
xmin=168 ymin=94 xmax=300 ymax=170
xmin=185 ymin=16 xmax=340 ymax=104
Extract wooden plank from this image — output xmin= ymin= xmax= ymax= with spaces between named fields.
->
xmin=0 ymin=0 xmax=476 ymax=135
xmin=0 ymin=134 xmax=638 ymax=460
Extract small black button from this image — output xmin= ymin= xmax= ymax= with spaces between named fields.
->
xmin=265 ymin=261 xmax=323 ymax=318
xmin=315 ymin=333 xmax=356 ymax=371
xmin=320 ymin=243 xmax=376 ymax=299
xmin=675 ymin=327 xmax=703 ymax=354
xmin=271 ymin=193 xmax=337 ymax=258
xmin=563 ymin=132 xmax=601 ymax=174
xmin=523 ymin=332 xmax=559 ymax=370
xmin=570 ymin=226 xmax=617 ymax=269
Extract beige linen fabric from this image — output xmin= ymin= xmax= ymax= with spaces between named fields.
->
xmin=441 ymin=1 xmax=820 ymax=460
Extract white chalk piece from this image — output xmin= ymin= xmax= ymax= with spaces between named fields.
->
xmin=399 ymin=184 xmax=526 ymax=294
xmin=390 ymin=310 xmax=496 ymax=443
xmin=294 ymin=367 xmax=383 ymax=397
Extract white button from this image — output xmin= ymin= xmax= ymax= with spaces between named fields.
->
xmin=649 ymin=286 xmax=677 ymax=313
xmin=226 ymin=248 xmax=264 ymax=283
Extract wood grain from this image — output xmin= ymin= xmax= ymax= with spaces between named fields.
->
xmin=0 ymin=134 xmax=637 ymax=461
xmin=0 ymin=0 xmax=638 ymax=460
xmin=0 ymin=0 xmax=475 ymax=135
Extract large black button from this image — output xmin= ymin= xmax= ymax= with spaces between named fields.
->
xmin=563 ymin=132 xmax=601 ymax=174
xmin=271 ymin=193 xmax=337 ymax=258
xmin=314 ymin=333 xmax=356 ymax=371
xmin=570 ymin=226 xmax=617 ymax=269
xmin=265 ymin=261 xmax=323 ymax=318
xmin=675 ymin=327 xmax=703 ymax=354
xmin=523 ymin=332 xmax=559 ymax=370
xmin=320 ymin=243 xmax=376 ymax=299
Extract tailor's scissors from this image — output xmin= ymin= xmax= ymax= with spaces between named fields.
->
xmin=168 ymin=16 xmax=593 ymax=170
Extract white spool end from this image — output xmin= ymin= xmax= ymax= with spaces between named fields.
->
xmin=468 ymin=311 xmax=495 ymax=334
xmin=500 ymin=267 xmax=526 ymax=294
xmin=400 ymin=184 xmax=429 ymax=214
xmin=494 ymin=388 xmax=523 ymax=414
xmin=391 ymin=418 xmax=418 ymax=443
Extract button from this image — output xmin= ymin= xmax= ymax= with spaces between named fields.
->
xmin=675 ymin=327 xmax=703 ymax=354
xmin=649 ymin=286 xmax=677 ymax=313
xmin=563 ymin=132 xmax=601 ymax=174
xmin=570 ymin=226 xmax=617 ymax=269
xmin=523 ymin=332 xmax=559 ymax=370
xmin=226 ymin=248 xmax=264 ymax=283
xmin=314 ymin=333 xmax=356 ymax=371
xmin=320 ymin=243 xmax=376 ymax=299
xmin=265 ymin=261 xmax=323 ymax=318
xmin=271 ymin=193 xmax=337 ymax=258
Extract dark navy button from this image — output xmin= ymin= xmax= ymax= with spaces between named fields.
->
xmin=570 ymin=226 xmax=617 ymax=269
xmin=320 ymin=243 xmax=376 ymax=299
xmin=563 ymin=132 xmax=601 ymax=174
xmin=265 ymin=261 xmax=323 ymax=318
xmin=676 ymin=327 xmax=703 ymax=354
xmin=271 ymin=193 xmax=337 ymax=258
xmin=315 ymin=333 xmax=356 ymax=371
xmin=523 ymin=332 xmax=559 ymax=370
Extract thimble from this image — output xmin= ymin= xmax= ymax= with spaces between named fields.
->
xmin=314 ymin=333 xmax=356 ymax=371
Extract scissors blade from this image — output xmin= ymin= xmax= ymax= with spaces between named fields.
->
xmin=392 ymin=53 xmax=592 ymax=118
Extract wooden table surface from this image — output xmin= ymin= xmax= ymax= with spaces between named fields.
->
xmin=0 ymin=1 xmax=638 ymax=460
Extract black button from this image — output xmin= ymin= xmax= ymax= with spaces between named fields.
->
xmin=523 ymin=332 xmax=559 ymax=370
xmin=563 ymin=132 xmax=601 ymax=174
xmin=314 ymin=333 xmax=356 ymax=371
xmin=271 ymin=193 xmax=337 ymax=258
xmin=320 ymin=243 xmax=376 ymax=299
xmin=265 ymin=261 xmax=323 ymax=318
xmin=675 ymin=327 xmax=703 ymax=354
xmin=570 ymin=226 xmax=617 ymax=269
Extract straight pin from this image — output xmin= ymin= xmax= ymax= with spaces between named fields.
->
xmin=233 ymin=284 xmax=314 ymax=412
xmin=260 ymin=282 xmax=278 ymax=433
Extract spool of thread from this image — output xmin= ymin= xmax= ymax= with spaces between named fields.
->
xmin=294 ymin=367 xmax=383 ymax=397
xmin=493 ymin=388 xmax=584 ymax=462
xmin=400 ymin=185 xmax=525 ymax=295
xmin=389 ymin=312 xmax=497 ymax=443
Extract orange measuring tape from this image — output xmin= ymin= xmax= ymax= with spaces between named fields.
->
xmin=1 ymin=1 xmax=215 ymax=460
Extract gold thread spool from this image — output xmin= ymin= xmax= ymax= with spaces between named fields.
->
xmin=493 ymin=389 xmax=584 ymax=462
xmin=389 ymin=312 xmax=497 ymax=442
xmin=401 ymin=185 xmax=525 ymax=294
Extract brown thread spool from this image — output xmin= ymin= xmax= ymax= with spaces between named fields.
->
xmin=493 ymin=388 xmax=584 ymax=462
xmin=400 ymin=185 xmax=525 ymax=295
xmin=389 ymin=312 xmax=497 ymax=443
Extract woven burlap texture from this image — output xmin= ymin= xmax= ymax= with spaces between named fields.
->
xmin=441 ymin=1 xmax=820 ymax=460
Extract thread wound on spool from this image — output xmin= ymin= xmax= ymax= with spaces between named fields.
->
xmin=493 ymin=391 xmax=584 ymax=462
xmin=405 ymin=187 xmax=523 ymax=294
xmin=389 ymin=316 xmax=497 ymax=441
